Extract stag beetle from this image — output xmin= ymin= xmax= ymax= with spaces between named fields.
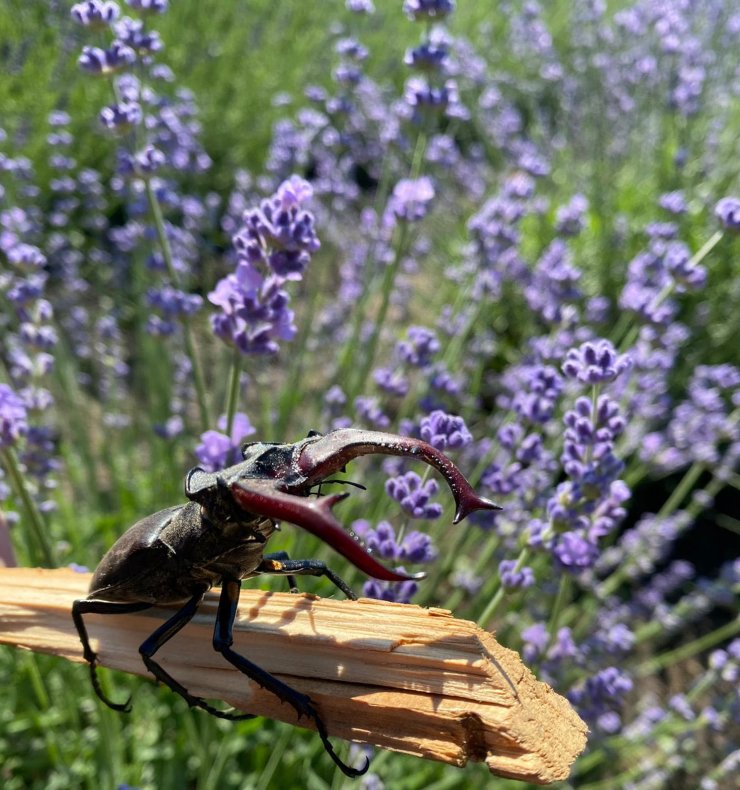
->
xmin=73 ymin=428 xmax=499 ymax=777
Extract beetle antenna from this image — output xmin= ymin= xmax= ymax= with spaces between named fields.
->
xmin=312 ymin=478 xmax=367 ymax=497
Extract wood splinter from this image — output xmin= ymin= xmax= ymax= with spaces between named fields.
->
xmin=0 ymin=568 xmax=587 ymax=784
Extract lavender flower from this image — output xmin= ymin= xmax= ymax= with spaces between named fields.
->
xmin=209 ymin=271 xmax=296 ymax=355
xmin=354 ymin=396 xmax=390 ymax=429
xmin=113 ymin=17 xmax=163 ymax=55
xmin=386 ymin=177 xmax=435 ymax=223
xmin=0 ymin=385 xmax=28 ymax=448
xmin=210 ymin=177 xmax=318 ymax=355
xmin=127 ymin=0 xmax=168 ymax=12
xmin=351 ymin=519 xmax=437 ymax=564
xmin=499 ymin=559 xmax=535 ymax=589
xmin=555 ymin=194 xmax=588 ymax=236
xmin=71 ymin=0 xmax=120 ymax=28
xmin=569 ymin=667 xmax=633 ymax=734
xmin=659 ymin=191 xmax=687 ymax=215
xmin=194 ymin=413 xmax=256 ymax=471
xmin=78 ymin=42 xmax=136 ymax=75
xmin=396 ymin=326 xmax=440 ymax=368
xmin=99 ymin=101 xmax=143 ymax=131
xmin=403 ymin=0 xmax=455 ymax=21
xmin=351 ymin=519 xmax=436 ymax=603
xmin=714 ymin=196 xmax=740 ymax=232
xmin=233 ymin=176 xmax=319 ymax=281
xmin=562 ymin=340 xmax=631 ymax=384
xmin=385 ymin=471 xmax=443 ymax=519
xmin=346 ymin=0 xmax=374 ymax=12
xmin=146 ymin=286 xmax=203 ymax=336
xmin=419 ymin=410 xmax=472 ymax=451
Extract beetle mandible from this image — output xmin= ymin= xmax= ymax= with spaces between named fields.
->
xmin=73 ymin=428 xmax=500 ymax=777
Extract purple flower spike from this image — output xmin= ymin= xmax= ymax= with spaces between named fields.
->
xmin=385 ymin=471 xmax=443 ymax=520
xmin=127 ymin=0 xmax=169 ymax=13
xmin=387 ymin=177 xmax=435 ymax=223
xmin=71 ymin=1 xmax=120 ymax=28
xmin=562 ymin=340 xmax=632 ymax=384
xmin=715 ymin=196 xmax=740 ymax=232
xmin=114 ymin=17 xmax=163 ymax=54
xmin=403 ymin=0 xmax=455 ymax=21
xmin=78 ymin=42 xmax=136 ymax=75
xmin=397 ymin=326 xmax=440 ymax=368
xmin=419 ymin=410 xmax=473 ymax=451
xmin=499 ymin=559 xmax=535 ymax=589
xmin=195 ymin=412 xmax=256 ymax=472
xmin=99 ymin=101 xmax=143 ymax=131
xmin=0 ymin=384 xmax=28 ymax=448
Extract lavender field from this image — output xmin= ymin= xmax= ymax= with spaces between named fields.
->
xmin=1 ymin=1 xmax=739 ymax=788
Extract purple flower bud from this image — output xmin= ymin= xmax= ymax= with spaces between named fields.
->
xmin=373 ymin=367 xmax=409 ymax=397
xmin=553 ymin=530 xmax=599 ymax=570
xmin=659 ymin=191 xmax=687 ymax=215
xmin=127 ymin=0 xmax=168 ymax=13
xmin=399 ymin=530 xmax=437 ymax=563
xmin=521 ymin=622 xmax=548 ymax=663
xmin=404 ymin=41 xmax=449 ymax=73
xmin=354 ymin=396 xmax=390 ymax=429
xmin=363 ymin=577 xmax=418 ymax=604
xmin=78 ymin=42 xmax=136 ymax=75
xmin=194 ymin=412 xmax=256 ymax=471
xmin=99 ymin=101 xmax=143 ymax=130
xmin=114 ymin=17 xmax=163 ymax=54
xmin=562 ymin=339 xmax=632 ymax=384
xmin=0 ymin=384 xmax=28 ymax=448
xmin=714 ymin=196 xmax=740 ymax=232
xmin=387 ymin=176 xmax=435 ymax=223
xmin=397 ymin=326 xmax=440 ymax=368
xmin=419 ymin=410 xmax=472 ymax=450
xmin=346 ymin=0 xmax=374 ymax=13
xmin=71 ymin=1 xmax=120 ymax=28
xmin=385 ymin=471 xmax=442 ymax=520
xmin=403 ymin=0 xmax=455 ymax=21
xmin=555 ymin=194 xmax=589 ymax=236
xmin=499 ymin=559 xmax=535 ymax=589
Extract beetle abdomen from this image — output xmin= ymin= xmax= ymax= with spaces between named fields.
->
xmin=89 ymin=505 xmax=186 ymax=603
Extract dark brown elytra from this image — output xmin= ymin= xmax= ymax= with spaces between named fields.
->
xmin=72 ymin=428 xmax=500 ymax=777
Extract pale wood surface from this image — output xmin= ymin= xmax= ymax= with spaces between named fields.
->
xmin=0 ymin=567 xmax=587 ymax=784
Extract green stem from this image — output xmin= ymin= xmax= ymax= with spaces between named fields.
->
xmin=544 ymin=573 xmax=572 ymax=649
xmin=144 ymin=180 xmax=211 ymax=430
xmin=0 ymin=446 xmax=55 ymax=566
xmin=224 ymin=346 xmax=243 ymax=436
xmin=348 ymin=223 xmax=410 ymax=400
xmin=476 ymin=547 xmax=530 ymax=627
xmin=657 ymin=461 xmax=705 ymax=517
xmin=636 ymin=617 xmax=740 ymax=677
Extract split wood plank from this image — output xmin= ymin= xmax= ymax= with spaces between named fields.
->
xmin=0 ymin=567 xmax=587 ymax=784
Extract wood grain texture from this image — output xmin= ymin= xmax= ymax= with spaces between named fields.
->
xmin=0 ymin=567 xmax=587 ymax=783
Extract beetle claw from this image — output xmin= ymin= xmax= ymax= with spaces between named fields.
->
xmin=296 ymin=428 xmax=502 ymax=520
xmin=230 ymin=481 xmax=418 ymax=582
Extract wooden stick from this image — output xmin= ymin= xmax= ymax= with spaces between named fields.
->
xmin=0 ymin=568 xmax=587 ymax=784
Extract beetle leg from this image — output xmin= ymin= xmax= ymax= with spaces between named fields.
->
xmin=259 ymin=552 xmax=357 ymax=600
xmin=214 ymin=578 xmax=369 ymax=778
xmin=137 ymin=588 xmax=255 ymax=721
xmin=72 ymin=598 xmax=153 ymax=712
xmin=261 ymin=551 xmax=300 ymax=592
